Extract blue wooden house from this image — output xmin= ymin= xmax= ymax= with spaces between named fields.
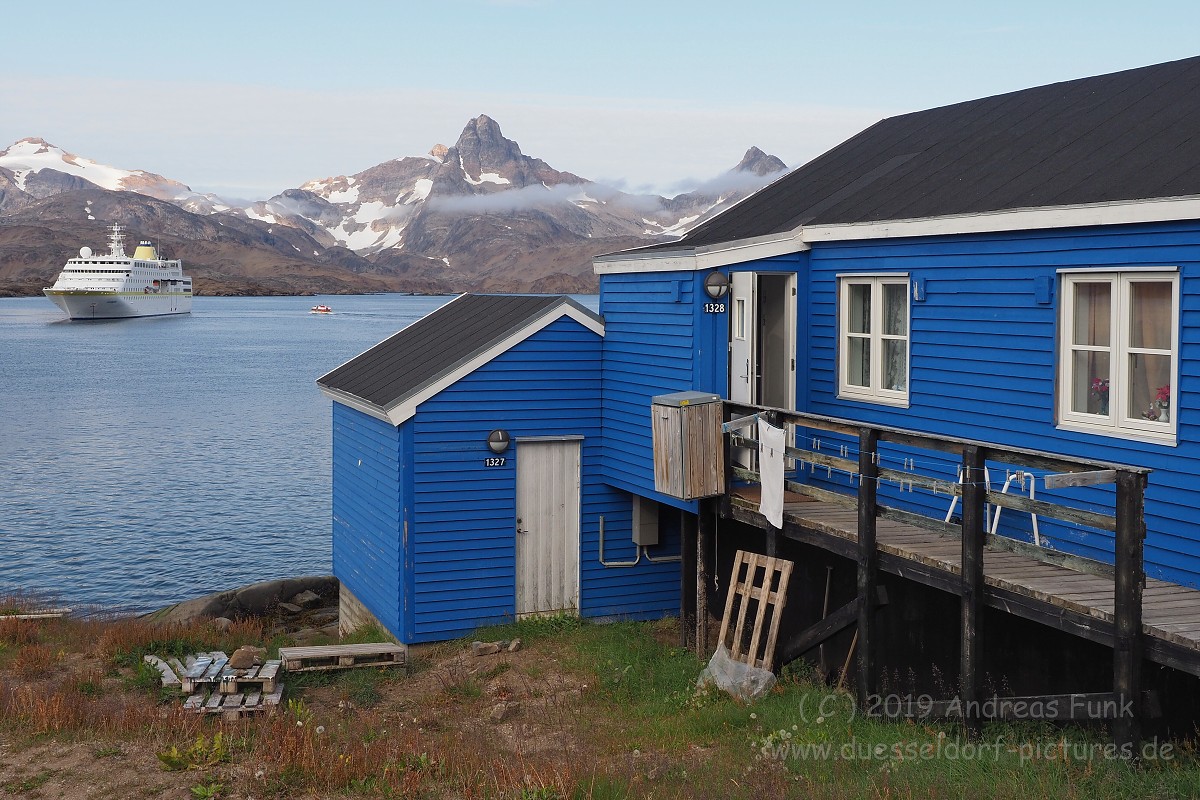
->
xmin=597 ymin=54 xmax=1200 ymax=589
xmin=317 ymin=293 xmax=680 ymax=643
xmin=586 ymin=55 xmax=1200 ymax=741
xmin=322 ymin=57 xmax=1200 ymax=741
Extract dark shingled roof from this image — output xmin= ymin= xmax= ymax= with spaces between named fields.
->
xmin=630 ymin=55 xmax=1200 ymax=254
xmin=317 ymin=294 xmax=599 ymax=410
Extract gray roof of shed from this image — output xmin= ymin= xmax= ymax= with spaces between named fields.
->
xmin=317 ymin=294 xmax=600 ymax=411
xmin=625 ymin=55 xmax=1200 ymax=254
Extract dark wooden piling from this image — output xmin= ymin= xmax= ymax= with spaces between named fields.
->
xmin=681 ymin=509 xmax=698 ymax=652
xmin=1113 ymin=469 xmax=1147 ymax=754
xmin=697 ymin=498 xmax=713 ymax=656
xmin=856 ymin=427 xmax=880 ymax=705
xmin=960 ymin=445 xmax=987 ymax=738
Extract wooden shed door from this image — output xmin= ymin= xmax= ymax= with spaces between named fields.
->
xmin=515 ymin=439 xmax=581 ymax=617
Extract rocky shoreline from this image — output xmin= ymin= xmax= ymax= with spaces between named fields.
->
xmin=144 ymin=575 xmax=342 ymax=642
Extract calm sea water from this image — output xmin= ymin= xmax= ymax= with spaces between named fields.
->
xmin=1 ymin=293 xmax=602 ymax=614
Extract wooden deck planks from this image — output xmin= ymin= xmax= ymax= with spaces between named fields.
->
xmin=738 ymin=496 xmax=1200 ymax=655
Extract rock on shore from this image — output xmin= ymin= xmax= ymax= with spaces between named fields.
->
xmin=143 ymin=576 xmax=338 ymax=625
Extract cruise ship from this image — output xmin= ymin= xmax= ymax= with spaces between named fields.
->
xmin=43 ymin=224 xmax=192 ymax=320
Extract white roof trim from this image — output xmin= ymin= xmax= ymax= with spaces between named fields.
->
xmin=319 ymin=386 xmax=392 ymax=425
xmin=801 ymin=195 xmax=1200 ymax=242
xmin=593 ymin=195 xmax=1200 ymax=274
xmin=377 ymin=302 xmax=603 ymax=426
xmin=594 ymin=230 xmax=808 ymax=274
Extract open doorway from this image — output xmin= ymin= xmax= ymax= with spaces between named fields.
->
xmin=729 ymin=272 xmax=796 ymax=409
xmin=729 ymin=272 xmax=797 ymax=469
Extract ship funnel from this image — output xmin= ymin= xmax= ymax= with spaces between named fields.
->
xmin=133 ymin=241 xmax=159 ymax=260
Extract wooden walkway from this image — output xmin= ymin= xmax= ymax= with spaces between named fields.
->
xmin=727 ymin=492 xmax=1200 ymax=677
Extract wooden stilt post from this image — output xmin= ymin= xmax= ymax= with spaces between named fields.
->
xmin=681 ymin=508 xmax=698 ymax=652
xmin=1113 ymin=469 xmax=1146 ymax=756
xmin=856 ymin=428 xmax=880 ymax=707
xmin=960 ymin=445 xmax=986 ymax=739
xmin=697 ymin=498 xmax=712 ymax=657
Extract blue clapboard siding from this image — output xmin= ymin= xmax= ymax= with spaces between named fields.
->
xmin=599 ymin=271 xmax=699 ymax=509
xmin=331 ymin=403 xmax=406 ymax=640
xmin=582 ymin=487 xmax=681 ymax=620
xmin=802 ymin=220 xmax=1200 ymax=587
xmin=408 ymin=316 xmax=678 ymax=642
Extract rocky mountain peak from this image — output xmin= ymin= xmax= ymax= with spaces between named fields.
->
xmin=2 ymin=137 xmax=58 ymax=157
xmin=429 ymin=143 xmax=449 ymax=161
xmin=452 ymin=114 xmax=525 ymax=179
xmin=735 ymin=146 xmax=787 ymax=176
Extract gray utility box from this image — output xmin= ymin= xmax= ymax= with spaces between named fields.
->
xmin=651 ymin=391 xmax=725 ymax=500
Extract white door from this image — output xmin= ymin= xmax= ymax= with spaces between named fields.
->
xmin=729 ymin=271 xmax=756 ymax=405
xmin=515 ymin=439 xmax=581 ymax=617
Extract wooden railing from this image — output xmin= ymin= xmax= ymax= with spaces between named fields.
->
xmin=719 ymin=400 xmax=1150 ymax=750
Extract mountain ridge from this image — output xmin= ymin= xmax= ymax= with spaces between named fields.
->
xmin=0 ymin=117 xmax=788 ymax=296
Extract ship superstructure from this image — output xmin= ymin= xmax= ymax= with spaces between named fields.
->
xmin=43 ymin=224 xmax=192 ymax=319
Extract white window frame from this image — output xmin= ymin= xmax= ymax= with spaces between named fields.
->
xmin=837 ymin=274 xmax=911 ymax=406
xmin=1057 ymin=269 xmax=1179 ymax=444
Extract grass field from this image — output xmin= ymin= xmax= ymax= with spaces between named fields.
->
xmin=1 ymin=602 xmax=1199 ymax=799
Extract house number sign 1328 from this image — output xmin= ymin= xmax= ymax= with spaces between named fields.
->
xmin=703 ymin=302 xmax=726 ymax=313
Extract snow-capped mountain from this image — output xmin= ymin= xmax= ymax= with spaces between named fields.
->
xmin=239 ymin=115 xmax=787 ymax=289
xmin=0 ymin=137 xmax=230 ymax=214
xmin=0 ymin=120 xmax=788 ymax=295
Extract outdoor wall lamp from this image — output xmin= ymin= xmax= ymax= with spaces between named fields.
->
xmin=703 ymin=270 xmax=730 ymax=299
xmin=487 ymin=429 xmax=511 ymax=454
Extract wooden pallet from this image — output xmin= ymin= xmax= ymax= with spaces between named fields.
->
xmin=219 ymin=661 xmax=281 ymax=694
xmin=717 ymin=550 xmax=794 ymax=672
xmin=181 ymin=652 xmax=229 ymax=693
xmin=181 ymin=652 xmax=282 ymax=694
xmin=278 ymin=643 xmax=407 ymax=672
xmin=183 ymin=684 xmax=284 ymax=720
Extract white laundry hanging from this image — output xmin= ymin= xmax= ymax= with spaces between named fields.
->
xmin=757 ymin=418 xmax=786 ymax=529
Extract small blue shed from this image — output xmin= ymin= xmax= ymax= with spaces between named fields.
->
xmin=317 ymin=293 xmax=680 ymax=644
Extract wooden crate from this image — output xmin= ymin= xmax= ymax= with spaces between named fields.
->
xmin=278 ymin=642 xmax=407 ymax=672
xmin=651 ymin=392 xmax=724 ymax=500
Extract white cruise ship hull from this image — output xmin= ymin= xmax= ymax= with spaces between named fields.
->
xmin=44 ymin=290 xmax=193 ymax=320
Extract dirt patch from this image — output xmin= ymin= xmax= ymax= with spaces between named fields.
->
xmin=0 ymin=624 xmax=610 ymax=799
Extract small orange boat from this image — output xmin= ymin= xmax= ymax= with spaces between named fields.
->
xmin=310 ymin=304 xmax=333 ymax=314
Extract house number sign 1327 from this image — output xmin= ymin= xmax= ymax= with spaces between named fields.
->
xmin=484 ymin=457 xmax=507 ymax=467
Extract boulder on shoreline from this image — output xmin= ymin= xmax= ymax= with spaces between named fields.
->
xmin=143 ymin=576 xmax=338 ymax=626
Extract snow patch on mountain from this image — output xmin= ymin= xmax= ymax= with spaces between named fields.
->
xmin=0 ymin=137 xmax=192 ymax=199
xmin=464 ymin=171 xmax=511 ymax=186
xmin=407 ymin=179 xmax=432 ymax=204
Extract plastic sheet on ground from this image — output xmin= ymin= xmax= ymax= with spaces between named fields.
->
xmin=695 ymin=642 xmax=777 ymax=702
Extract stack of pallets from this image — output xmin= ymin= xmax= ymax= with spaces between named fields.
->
xmin=179 ymin=652 xmax=285 ymax=720
xmin=154 ymin=642 xmax=409 ymax=719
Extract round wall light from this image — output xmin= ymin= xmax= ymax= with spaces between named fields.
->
xmin=487 ymin=429 xmax=511 ymax=454
xmin=703 ymin=271 xmax=730 ymax=299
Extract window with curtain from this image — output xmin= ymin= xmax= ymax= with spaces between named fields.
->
xmin=839 ymin=275 xmax=910 ymax=404
xmin=1059 ymin=271 xmax=1178 ymax=440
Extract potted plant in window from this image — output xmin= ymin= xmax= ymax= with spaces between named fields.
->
xmin=1089 ymin=378 xmax=1110 ymax=415
xmin=1156 ymin=384 xmax=1170 ymax=423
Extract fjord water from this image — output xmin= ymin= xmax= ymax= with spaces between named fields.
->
xmin=0 ymin=295 xmax=476 ymax=614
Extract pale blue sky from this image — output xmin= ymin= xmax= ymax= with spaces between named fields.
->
xmin=2 ymin=0 xmax=1198 ymax=200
